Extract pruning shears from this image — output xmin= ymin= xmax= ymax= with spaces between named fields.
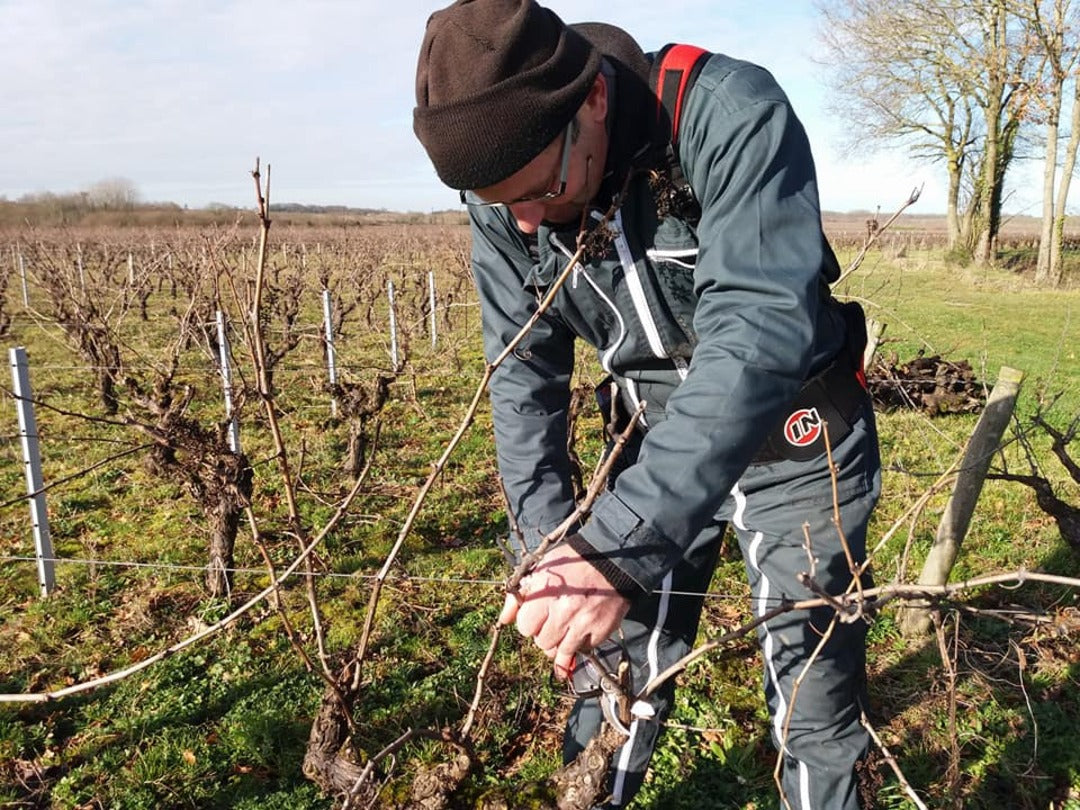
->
xmin=569 ymin=638 xmax=636 ymax=733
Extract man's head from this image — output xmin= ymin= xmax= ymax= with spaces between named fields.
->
xmin=413 ymin=0 xmax=609 ymax=231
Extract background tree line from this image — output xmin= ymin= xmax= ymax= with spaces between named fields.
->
xmin=819 ymin=0 xmax=1079 ymax=287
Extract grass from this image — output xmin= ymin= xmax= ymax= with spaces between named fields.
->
xmin=835 ymin=247 xmax=1079 ymax=414
xmin=0 ymin=226 xmax=1078 ymax=808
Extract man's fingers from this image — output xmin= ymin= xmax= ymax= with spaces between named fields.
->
xmin=534 ymin=613 xmax=568 ymax=659
xmin=515 ymin=595 xmax=548 ymax=638
xmin=553 ymin=636 xmax=578 ymax=680
xmin=498 ymin=592 xmax=520 ymax=626
xmin=533 ymin=598 xmax=569 ymax=652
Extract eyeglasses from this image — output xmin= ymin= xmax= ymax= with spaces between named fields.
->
xmin=459 ymin=121 xmax=574 ymax=208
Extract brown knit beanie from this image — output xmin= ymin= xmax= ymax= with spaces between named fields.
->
xmin=413 ymin=0 xmax=601 ymax=190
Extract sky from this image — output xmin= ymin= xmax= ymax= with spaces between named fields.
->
xmin=0 ymin=0 xmax=1072 ymax=217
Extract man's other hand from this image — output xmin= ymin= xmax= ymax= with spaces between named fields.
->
xmin=499 ymin=543 xmax=631 ymax=679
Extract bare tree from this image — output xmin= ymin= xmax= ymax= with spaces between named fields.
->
xmin=1023 ymin=0 xmax=1080 ymax=287
xmin=968 ymin=0 xmax=1032 ymax=264
xmin=817 ymin=0 xmax=1035 ymax=258
xmin=83 ymin=177 xmax=141 ymax=210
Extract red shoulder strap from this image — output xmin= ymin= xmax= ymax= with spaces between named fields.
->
xmin=651 ymin=44 xmax=710 ymax=147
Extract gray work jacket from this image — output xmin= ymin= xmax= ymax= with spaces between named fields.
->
xmin=468 ymin=51 xmax=852 ymax=594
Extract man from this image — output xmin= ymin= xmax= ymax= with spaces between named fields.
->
xmin=412 ymin=1 xmax=881 ymax=808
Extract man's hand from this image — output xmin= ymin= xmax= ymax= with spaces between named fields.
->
xmin=499 ymin=543 xmax=631 ymax=679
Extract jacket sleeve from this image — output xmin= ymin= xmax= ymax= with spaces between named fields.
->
xmin=469 ymin=207 xmax=579 ymax=550
xmin=577 ymin=57 xmax=831 ymax=592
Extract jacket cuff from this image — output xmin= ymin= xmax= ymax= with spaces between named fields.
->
xmin=566 ymin=533 xmax=645 ymax=599
xmin=576 ymin=490 xmax=685 ymax=594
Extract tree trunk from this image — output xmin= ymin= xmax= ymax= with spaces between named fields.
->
xmin=1047 ymin=71 xmax=1080 ymax=287
xmin=302 ymin=688 xmax=367 ymax=798
xmin=946 ymin=157 xmax=964 ymax=250
xmin=974 ymin=141 xmax=999 ymax=265
xmin=345 ymin=422 xmax=368 ymax=480
xmin=974 ymin=0 xmax=1008 ymax=267
xmin=1036 ymin=95 xmax=1062 ymax=283
xmin=98 ymin=371 xmax=118 ymax=416
xmin=987 ymin=115 xmax=1019 ymax=256
xmin=1036 ymin=204 xmax=1058 ymax=285
xmin=961 ymin=203 xmax=978 ymax=254
xmin=205 ymin=498 xmax=242 ymax=597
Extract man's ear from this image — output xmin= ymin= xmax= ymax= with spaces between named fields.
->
xmin=582 ymin=73 xmax=608 ymax=123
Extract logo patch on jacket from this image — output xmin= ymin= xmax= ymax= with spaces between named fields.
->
xmin=783 ymin=407 xmax=822 ymax=447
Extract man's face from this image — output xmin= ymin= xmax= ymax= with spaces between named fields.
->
xmin=469 ymin=75 xmax=609 ymax=235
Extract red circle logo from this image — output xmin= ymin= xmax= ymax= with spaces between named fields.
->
xmin=784 ymin=408 xmax=822 ymax=447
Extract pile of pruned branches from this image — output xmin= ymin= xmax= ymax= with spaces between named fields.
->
xmin=867 ymin=352 xmax=986 ymax=414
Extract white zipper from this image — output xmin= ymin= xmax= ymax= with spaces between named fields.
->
xmin=612 ymin=209 xmax=667 ymax=360
xmin=554 ymin=216 xmax=690 ymax=404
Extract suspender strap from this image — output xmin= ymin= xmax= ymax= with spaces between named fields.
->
xmin=651 ymin=43 xmax=710 ymax=147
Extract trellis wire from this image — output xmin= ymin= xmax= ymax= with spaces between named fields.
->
xmin=0 ymin=554 xmax=755 ymax=602
xmin=4 ymin=358 xmax=479 ymax=374
xmin=9 ymin=347 xmax=55 ymax=596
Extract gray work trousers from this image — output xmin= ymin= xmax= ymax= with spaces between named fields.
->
xmin=564 ymin=402 xmax=882 ymax=809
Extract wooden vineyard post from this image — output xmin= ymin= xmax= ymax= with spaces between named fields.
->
xmin=863 ymin=318 xmax=886 ymax=370
xmin=899 ymin=366 xmax=1025 ymax=636
xmin=9 ymin=347 xmax=55 ymax=597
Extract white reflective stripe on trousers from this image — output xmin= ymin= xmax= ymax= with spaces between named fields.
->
xmin=731 ymin=482 xmax=813 ymax=809
xmin=610 ymin=569 xmax=674 ymax=806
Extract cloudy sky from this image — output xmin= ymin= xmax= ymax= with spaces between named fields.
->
xmin=0 ymin=0 xmax=1070 ymax=215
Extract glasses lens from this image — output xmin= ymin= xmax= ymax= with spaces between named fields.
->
xmin=460 ymin=190 xmax=501 ymax=207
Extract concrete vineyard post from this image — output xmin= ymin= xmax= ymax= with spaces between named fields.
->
xmin=428 ymin=271 xmax=437 ymax=349
xmin=322 ymin=289 xmax=338 ymax=418
xmin=9 ymin=347 xmax=55 ymax=597
xmin=388 ymin=280 xmax=399 ymax=372
xmin=18 ymin=252 xmax=28 ymax=307
xmin=76 ymin=242 xmax=85 ymax=291
xmin=216 ymin=311 xmax=241 ymax=453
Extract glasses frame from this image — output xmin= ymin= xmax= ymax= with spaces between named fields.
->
xmin=459 ymin=121 xmax=574 ymax=208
